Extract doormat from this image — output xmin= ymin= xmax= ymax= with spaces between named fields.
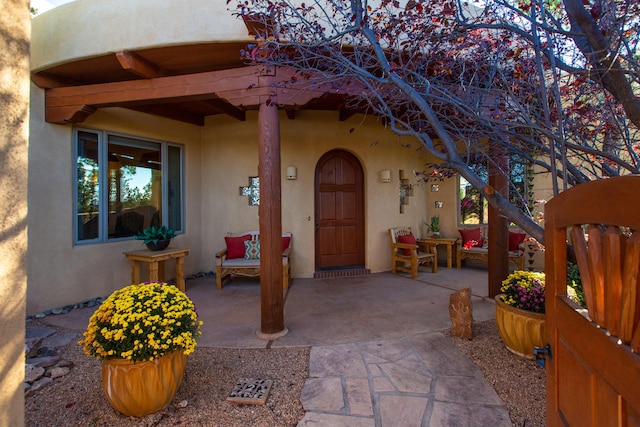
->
xmin=313 ymin=268 xmax=370 ymax=279
xmin=226 ymin=378 xmax=273 ymax=405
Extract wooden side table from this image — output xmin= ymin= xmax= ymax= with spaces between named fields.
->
xmin=124 ymin=248 xmax=190 ymax=292
xmin=417 ymin=237 xmax=459 ymax=269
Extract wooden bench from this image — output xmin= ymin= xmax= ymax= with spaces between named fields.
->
xmin=215 ymin=231 xmax=291 ymax=290
xmin=456 ymin=226 xmax=525 ymax=270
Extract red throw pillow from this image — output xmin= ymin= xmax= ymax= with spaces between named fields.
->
xmin=509 ymin=232 xmax=526 ymax=251
xmin=225 ymin=234 xmax=251 ymax=259
xmin=282 ymin=236 xmax=291 ymax=252
xmin=397 ymin=233 xmax=417 ymax=256
xmin=459 ymin=228 xmax=483 ymax=248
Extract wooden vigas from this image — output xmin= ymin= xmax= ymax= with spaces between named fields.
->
xmin=545 ymin=176 xmax=640 ymax=427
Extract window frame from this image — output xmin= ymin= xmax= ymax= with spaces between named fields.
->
xmin=73 ymin=127 xmax=185 ymax=245
xmin=457 ymin=156 xmax=531 ymax=226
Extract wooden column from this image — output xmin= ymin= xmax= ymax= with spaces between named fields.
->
xmin=258 ymin=102 xmax=286 ymax=336
xmin=487 ymin=155 xmax=509 ymax=297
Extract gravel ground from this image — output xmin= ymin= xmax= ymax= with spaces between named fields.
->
xmin=26 ymin=319 xmax=544 ymax=426
xmin=446 ymin=320 xmax=546 ymax=427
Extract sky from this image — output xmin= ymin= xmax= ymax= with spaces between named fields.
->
xmin=31 ymin=0 xmax=74 ymax=14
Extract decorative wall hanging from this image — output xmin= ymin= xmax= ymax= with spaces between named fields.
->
xmin=399 ymin=170 xmax=413 ymax=213
xmin=240 ymin=176 xmax=260 ymax=206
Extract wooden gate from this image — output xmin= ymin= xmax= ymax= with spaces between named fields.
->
xmin=545 ymin=176 xmax=640 ymax=426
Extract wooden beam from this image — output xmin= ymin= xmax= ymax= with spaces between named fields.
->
xmin=284 ymin=108 xmax=296 ymax=120
xmin=339 ymin=106 xmax=357 ymax=121
xmin=31 ymin=72 xmax=79 ymax=89
xmin=44 ymin=66 xmax=338 ymax=124
xmin=116 ymin=51 xmax=167 ymax=79
xmin=126 ymin=105 xmax=204 ymax=126
xmin=487 ymin=154 xmax=509 ymax=297
xmin=199 ymin=99 xmax=246 ymax=121
xmin=241 ymin=13 xmax=277 ymax=37
xmin=258 ymin=101 xmax=286 ymax=336
xmin=45 ymin=104 xmax=97 ymax=124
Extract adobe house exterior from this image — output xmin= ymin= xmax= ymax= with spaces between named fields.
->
xmin=27 ymin=0 xmax=462 ymax=316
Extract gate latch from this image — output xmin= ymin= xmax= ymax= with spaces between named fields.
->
xmin=533 ymin=344 xmax=552 ymax=368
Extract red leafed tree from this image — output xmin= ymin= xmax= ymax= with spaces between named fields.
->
xmin=228 ymin=0 xmax=640 ymax=244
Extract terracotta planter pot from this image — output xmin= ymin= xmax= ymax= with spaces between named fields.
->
xmin=494 ymin=294 xmax=546 ymax=360
xmin=101 ymin=351 xmax=187 ymax=417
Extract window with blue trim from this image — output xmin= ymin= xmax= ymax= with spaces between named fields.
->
xmin=74 ymin=129 xmax=184 ymax=243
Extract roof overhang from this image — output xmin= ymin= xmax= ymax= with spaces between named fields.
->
xmin=32 ymin=42 xmax=367 ymax=126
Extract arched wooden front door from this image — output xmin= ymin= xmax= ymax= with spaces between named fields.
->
xmin=314 ymin=149 xmax=365 ymax=270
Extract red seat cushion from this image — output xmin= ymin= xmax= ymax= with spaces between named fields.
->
xmin=509 ymin=231 xmax=526 ymax=251
xmin=282 ymin=236 xmax=291 ymax=252
xmin=397 ymin=232 xmax=417 ymax=256
xmin=225 ymin=234 xmax=251 ymax=259
xmin=459 ymin=228 xmax=483 ymax=248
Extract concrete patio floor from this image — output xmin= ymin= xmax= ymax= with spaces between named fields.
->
xmin=41 ymin=265 xmax=513 ymax=426
xmin=189 ymin=266 xmax=498 ymax=348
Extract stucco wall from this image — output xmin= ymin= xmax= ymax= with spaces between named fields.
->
xmin=1 ymin=1 xmax=29 ymax=424
xmin=27 ymin=102 xmax=441 ymax=314
xmin=30 ymin=0 xmax=251 ymax=72
xmin=27 ymin=90 xmax=547 ymax=314
xmin=27 ymin=85 xmax=203 ymax=315
xmin=201 ymin=110 xmax=436 ymax=278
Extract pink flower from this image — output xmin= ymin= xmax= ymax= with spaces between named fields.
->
xmin=463 ymin=240 xmax=478 ymax=250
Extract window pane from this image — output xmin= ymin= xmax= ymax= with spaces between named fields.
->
xmin=460 ymin=163 xmax=488 ymax=224
xmin=459 ymin=157 xmax=531 ymax=225
xmin=107 ymin=135 xmax=161 ymax=238
xmin=167 ymin=145 xmax=182 ymax=232
xmin=509 ymin=157 xmax=528 ymax=214
xmin=460 ymin=178 xmax=486 ymax=224
xmin=76 ymin=131 xmax=100 ymax=241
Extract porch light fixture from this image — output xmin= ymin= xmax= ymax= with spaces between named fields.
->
xmin=286 ymin=166 xmax=297 ymax=180
xmin=379 ymin=170 xmax=391 ymax=183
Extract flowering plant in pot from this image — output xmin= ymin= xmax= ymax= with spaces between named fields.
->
xmin=79 ymin=282 xmax=202 ymax=417
xmin=499 ymin=270 xmax=546 ymax=314
xmin=495 ymin=270 xmax=546 ymax=359
xmin=135 ymin=225 xmax=176 ymax=251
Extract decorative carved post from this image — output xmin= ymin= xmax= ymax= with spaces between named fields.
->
xmin=487 ymin=154 xmax=509 ymax=297
xmin=257 ymin=102 xmax=287 ymax=337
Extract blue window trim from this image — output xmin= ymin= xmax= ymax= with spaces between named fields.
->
xmin=73 ymin=127 xmax=184 ymax=245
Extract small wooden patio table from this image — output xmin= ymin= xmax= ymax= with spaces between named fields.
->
xmin=417 ymin=237 xmax=459 ymax=269
xmin=123 ymin=248 xmax=190 ymax=292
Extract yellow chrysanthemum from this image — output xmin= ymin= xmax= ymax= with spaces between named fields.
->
xmin=79 ymin=282 xmax=202 ymax=362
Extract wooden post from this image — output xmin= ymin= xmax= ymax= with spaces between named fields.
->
xmin=488 ymin=155 xmax=509 ymax=297
xmin=258 ymin=102 xmax=286 ymax=336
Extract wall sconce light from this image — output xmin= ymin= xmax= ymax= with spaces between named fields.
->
xmin=286 ymin=166 xmax=297 ymax=180
xmin=379 ymin=169 xmax=391 ymax=183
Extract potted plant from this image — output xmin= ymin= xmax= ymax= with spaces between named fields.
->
xmin=430 ymin=215 xmax=440 ymax=237
xmin=494 ymin=270 xmax=546 ymax=359
xmin=136 ymin=225 xmax=176 ymax=251
xmin=79 ymin=282 xmax=202 ymax=417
